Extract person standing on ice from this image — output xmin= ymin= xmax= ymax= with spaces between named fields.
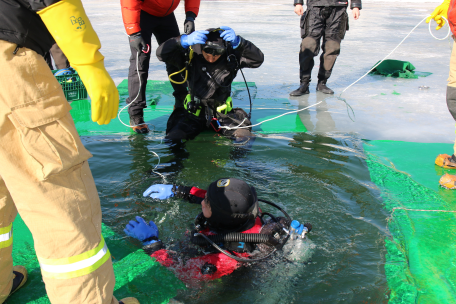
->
xmin=427 ymin=0 xmax=456 ymax=189
xmin=120 ymin=0 xmax=201 ymax=134
xmin=0 ymin=0 xmax=138 ymax=303
xmin=290 ymin=0 xmax=361 ymax=96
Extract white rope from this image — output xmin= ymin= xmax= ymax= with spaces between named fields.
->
xmin=117 ymin=51 xmax=154 ymax=130
xmin=428 ymin=16 xmax=451 ymax=41
xmin=340 ymin=15 xmax=451 ymax=97
xmin=219 ymin=101 xmax=323 ymax=130
xmin=150 ymin=136 xmax=167 ymax=183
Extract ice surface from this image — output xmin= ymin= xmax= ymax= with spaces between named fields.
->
xmin=84 ymin=0 xmax=454 ymax=143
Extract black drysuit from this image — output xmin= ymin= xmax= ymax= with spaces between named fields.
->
xmin=156 ymin=36 xmax=264 ymax=141
xmin=295 ymin=0 xmax=362 ymax=83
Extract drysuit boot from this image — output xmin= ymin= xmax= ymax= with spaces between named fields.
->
xmin=130 ymin=111 xmax=150 ymax=134
xmin=439 ymin=173 xmax=456 ymax=189
xmin=316 ymin=80 xmax=334 ymax=94
xmin=119 ymin=298 xmax=140 ymax=304
xmin=9 ymin=266 xmax=28 ymax=296
xmin=435 ymin=154 xmax=456 ymax=169
xmin=290 ymin=80 xmax=310 ymax=96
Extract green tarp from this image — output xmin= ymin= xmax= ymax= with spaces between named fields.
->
xmin=369 ymin=59 xmax=432 ymax=79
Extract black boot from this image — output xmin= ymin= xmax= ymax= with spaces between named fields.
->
xmin=129 ymin=111 xmax=150 ymax=134
xmin=316 ymin=80 xmax=334 ymax=94
xmin=290 ymin=81 xmax=310 ymax=96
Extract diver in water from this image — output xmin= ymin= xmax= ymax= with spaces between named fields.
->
xmin=124 ymin=178 xmax=311 ymax=283
xmin=156 ymin=27 xmax=264 ymax=144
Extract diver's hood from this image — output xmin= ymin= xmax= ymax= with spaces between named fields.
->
xmin=206 ymin=178 xmax=259 ymax=233
xmin=201 ymin=28 xmax=226 ymax=54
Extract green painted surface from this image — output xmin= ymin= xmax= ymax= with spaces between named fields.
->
xmin=70 ymin=80 xmax=309 ymax=136
xmin=364 ymin=140 xmax=456 ymax=304
xmin=8 ymin=216 xmax=184 ymax=304
xmin=256 ymin=111 xmax=307 ymax=134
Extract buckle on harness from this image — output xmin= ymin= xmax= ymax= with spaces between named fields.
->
xmin=211 ymin=118 xmax=221 ymax=132
xmin=216 ymin=97 xmax=233 ymax=115
xmin=184 ymin=94 xmax=201 ymax=116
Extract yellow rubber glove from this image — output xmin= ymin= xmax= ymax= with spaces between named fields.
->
xmin=426 ymin=0 xmax=451 ymax=30
xmin=38 ymin=0 xmax=119 ymax=125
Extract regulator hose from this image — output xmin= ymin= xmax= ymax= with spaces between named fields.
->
xmin=190 ymin=232 xmax=277 ymax=246
xmin=194 ymin=232 xmax=277 ymax=263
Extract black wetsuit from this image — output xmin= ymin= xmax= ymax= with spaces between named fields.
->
xmin=294 ymin=0 xmax=362 ymax=83
xmin=156 ymin=35 xmax=264 ymax=141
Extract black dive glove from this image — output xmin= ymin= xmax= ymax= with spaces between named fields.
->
xmin=173 ymin=185 xmax=192 ymax=199
xmin=184 ymin=12 xmax=196 ymax=34
xmin=129 ymin=32 xmax=148 ymax=53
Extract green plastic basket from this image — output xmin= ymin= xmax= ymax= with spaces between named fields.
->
xmin=52 ymin=69 xmax=88 ymax=101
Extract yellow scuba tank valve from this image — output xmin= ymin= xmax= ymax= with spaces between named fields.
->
xmin=169 ymin=47 xmax=194 ymax=84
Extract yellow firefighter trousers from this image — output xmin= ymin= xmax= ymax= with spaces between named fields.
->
xmin=0 ymin=40 xmax=118 ymax=303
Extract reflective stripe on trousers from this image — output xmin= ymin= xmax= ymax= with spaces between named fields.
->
xmin=0 ymin=223 xmax=12 ymax=249
xmin=38 ymin=236 xmax=110 ymax=280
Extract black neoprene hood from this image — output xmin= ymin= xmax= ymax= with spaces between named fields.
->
xmin=206 ymin=178 xmax=259 ymax=232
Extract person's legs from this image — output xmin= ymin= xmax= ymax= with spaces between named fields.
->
xmin=437 ymin=41 xmax=456 ymax=188
xmin=0 ymin=174 xmax=17 ymax=304
xmin=317 ymin=7 xmax=347 ymax=94
xmin=0 ymin=40 xmax=119 ymax=304
xmin=50 ymin=43 xmax=70 ymax=69
xmin=219 ymin=108 xmax=254 ymax=145
xmin=291 ymin=7 xmax=323 ymax=96
xmin=165 ymin=107 xmax=205 ymax=141
xmin=153 ymin=13 xmax=188 ymax=108
xmin=126 ymin=11 xmax=155 ymax=134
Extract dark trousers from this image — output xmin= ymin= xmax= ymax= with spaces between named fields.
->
xmin=299 ymin=6 xmax=348 ymax=82
xmin=166 ymin=107 xmax=253 ymax=141
xmin=44 ymin=43 xmax=70 ymax=70
xmin=127 ymin=11 xmax=188 ymax=116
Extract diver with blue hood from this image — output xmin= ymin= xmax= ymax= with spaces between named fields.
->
xmin=124 ymin=178 xmax=312 ymax=283
xmin=156 ymin=27 xmax=264 ymax=144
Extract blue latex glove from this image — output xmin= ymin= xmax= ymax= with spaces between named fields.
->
xmin=143 ymin=184 xmax=174 ymax=199
xmin=181 ymin=30 xmax=209 ymax=49
xmin=219 ymin=26 xmax=240 ymax=48
xmin=124 ymin=216 xmax=159 ymax=244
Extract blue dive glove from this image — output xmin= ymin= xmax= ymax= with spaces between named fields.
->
xmin=219 ymin=26 xmax=240 ymax=48
xmin=181 ymin=30 xmax=209 ymax=49
xmin=124 ymin=216 xmax=159 ymax=245
xmin=143 ymin=184 xmax=174 ymax=199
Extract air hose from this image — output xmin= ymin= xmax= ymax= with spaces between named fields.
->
xmin=190 ymin=232 xmax=277 ymax=246
xmin=194 ymin=232 xmax=278 ymax=263
xmin=168 ymin=47 xmax=194 ymax=84
xmin=192 ymin=198 xmax=294 ymax=263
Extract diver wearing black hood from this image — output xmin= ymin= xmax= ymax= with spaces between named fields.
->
xmin=124 ymin=178 xmax=306 ymax=283
xmin=156 ymin=27 xmax=264 ymax=143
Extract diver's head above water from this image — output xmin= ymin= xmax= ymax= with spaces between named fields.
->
xmin=204 ymin=178 xmax=259 ymax=233
xmin=179 ymin=26 xmax=241 ymax=64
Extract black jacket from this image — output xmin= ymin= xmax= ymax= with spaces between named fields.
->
xmin=0 ymin=0 xmax=60 ymax=56
xmin=294 ymin=0 xmax=362 ymax=10
xmin=156 ymin=36 xmax=264 ymax=102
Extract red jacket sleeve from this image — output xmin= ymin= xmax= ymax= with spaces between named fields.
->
xmin=185 ymin=0 xmax=201 ymax=17
xmin=190 ymin=187 xmax=206 ymax=198
xmin=120 ymin=0 xmax=142 ymax=35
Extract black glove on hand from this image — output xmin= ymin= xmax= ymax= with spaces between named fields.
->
xmin=184 ymin=12 xmax=196 ymax=34
xmin=129 ymin=32 xmax=148 ymax=53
